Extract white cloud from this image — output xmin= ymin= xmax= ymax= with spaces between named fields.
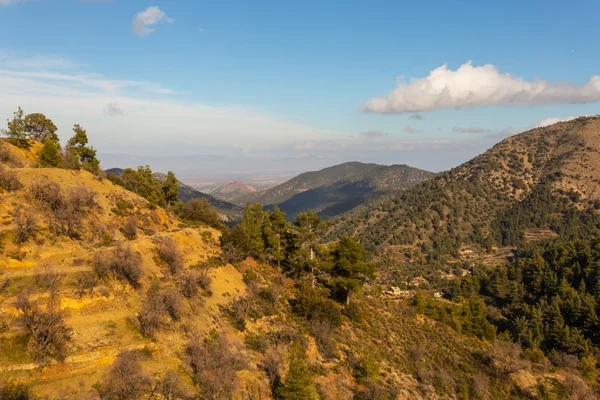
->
xmin=533 ymin=115 xmax=581 ymax=128
xmin=132 ymin=6 xmax=174 ymax=37
xmin=363 ymin=61 xmax=600 ymax=114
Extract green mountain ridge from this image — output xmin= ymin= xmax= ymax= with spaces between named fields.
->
xmin=234 ymin=161 xmax=435 ymax=219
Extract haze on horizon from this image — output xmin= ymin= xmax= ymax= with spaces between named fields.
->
xmin=1 ymin=0 xmax=600 ymax=182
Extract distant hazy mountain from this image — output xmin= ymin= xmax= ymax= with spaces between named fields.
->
xmin=234 ymin=162 xmax=435 ymax=218
xmin=211 ymin=181 xmax=258 ymax=201
xmin=105 ymin=168 xmax=242 ymax=220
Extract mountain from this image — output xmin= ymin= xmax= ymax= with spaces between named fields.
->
xmin=105 ymin=168 xmax=242 ymax=221
xmin=1 ymin=132 xmax=598 ymax=399
xmin=329 ymin=116 xmax=600 ymax=261
xmin=235 ymin=161 xmax=435 ymax=218
xmin=210 ymin=181 xmax=258 ymax=201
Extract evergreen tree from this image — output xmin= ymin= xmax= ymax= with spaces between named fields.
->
xmin=331 ymin=235 xmax=375 ymax=304
xmin=277 ymin=345 xmax=316 ymax=400
xmin=39 ymin=138 xmax=62 ymax=167
xmin=67 ymin=124 xmax=100 ymax=173
xmin=3 ymin=107 xmax=29 ymax=148
xmin=161 ymin=171 xmax=179 ymax=206
xmin=265 ymin=206 xmax=290 ymax=268
xmin=23 ymin=113 xmax=58 ymax=142
xmin=292 ymin=210 xmax=329 ymax=285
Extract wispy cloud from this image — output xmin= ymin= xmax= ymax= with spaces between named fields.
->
xmin=404 ymin=125 xmax=421 ymax=133
xmin=0 ymin=52 xmax=337 ymax=153
xmin=104 ymin=102 xmax=124 ymax=116
xmin=363 ymin=60 xmax=600 ymax=114
xmin=409 ymin=113 xmax=423 ymax=120
xmin=0 ymin=0 xmax=25 ymax=6
xmin=360 ymin=130 xmax=387 ymax=139
xmin=132 ymin=6 xmax=174 ymax=37
xmin=452 ymin=126 xmax=491 ymax=133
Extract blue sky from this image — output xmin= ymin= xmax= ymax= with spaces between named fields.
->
xmin=1 ymin=0 xmax=599 ymax=177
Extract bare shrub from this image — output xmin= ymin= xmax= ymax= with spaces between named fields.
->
xmin=561 ymin=374 xmax=597 ymax=400
xmin=92 ymin=252 xmax=112 ymax=281
xmin=0 ymin=164 xmax=22 ymax=191
xmin=138 ymin=283 xmax=185 ymax=338
xmin=186 ymin=332 xmax=247 ymax=400
xmin=262 ymin=347 xmax=283 ymax=390
xmin=97 ymin=350 xmax=150 ymax=400
xmin=178 ymin=268 xmax=212 ymax=299
xmin=155 ymin=237 xmax=183 ymax=275
xmin=550 ymin=351 xmax=580 ymax=370
xmin=157 ymin=370 xmax=193 ymax=400
xmin=471 ymin=372 xmax=490 ymax=400
xmin=15 ymin=295 xmax=72 ymax=363
xmin=92 ymin=246 xmax=143 ymax=288
xmin=111 ymin=246 xmax=144 ymax=288
xmin=121 ymin=216 xmax=138 ymax=240
xmin=490 ymin=340 xmax=529 ymax=379
xmin=74 ymin=271 xmax=98 ymax=298
xmin=14 ymin=211 xmax=37 ymax=244
xmin=34 ymin=260 xmax=65 ymax=301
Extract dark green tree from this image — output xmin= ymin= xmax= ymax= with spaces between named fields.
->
xmin=39 ymin=138 xmax=62 ymax=167
xmin=67 ymin=124 xmax=100 ymax=174
xmin=24 ymin=113 xmax=58 ymax=142
xmin=292 ymin=210 xmax=329 ymax=285
xmin=277 ymin=345 xmax=316 ymax=400
xmin=3 ymin=107 xmax=29 ymax=148
xmin=161 ymin=171 xmax=179 ymax=207
xmin=331 ymin=235 xmax=375 ymax=304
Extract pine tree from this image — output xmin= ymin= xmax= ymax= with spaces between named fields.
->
xmin=161 ymin=171 xmax=179 ymax=207
xmin=277 ymin=345 xmax=316 ymax=400
xmin=39 ymin=138 xmax=62 ymax=167
xmin=67 ymin=124 xmax=100 ymax=173
xmin=23 ymin=113 xmax=58 ymax=142
xmin=292 ymin=210 xmax=329 ymax=286
xmin=3 ymin=107 xmax=29 ymax=148
xmin=331 ymin=235 xmax=375 ymax=304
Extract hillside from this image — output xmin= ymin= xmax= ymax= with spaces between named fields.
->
xmin=329 ymin=116 xmax=600 ymax=262
xmin=105 ymin=168 xmax=242 ymax=221
xmin=236 ymin=162 xmax=434 ymax=218
xmin=210 ymin=181 xmax=257 ymax=201
xmin=1 ymin=129 xmax=598 ymax=399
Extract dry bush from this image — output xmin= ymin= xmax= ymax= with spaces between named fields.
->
xmin=74 ymin=271 xmax=98 ymax=298
xmin=110 ymin=246 xmax=144 ymax=288
xmin=92 ymin=246 xmax=143 ymax=288
xmin=30 ymin=179 xmax=62 ymax=210
xmin=97 ymin=350 xmax=150 ymax=400
xmin=178 ymin=268 xmax=212 ymax=298
xmin=489 ymin=340 xmax=529 ymax=379
xmin=0 ymin=164 xmax=22 ymax=191
xmin=138 ymin=283 xmax=185 ymax=338
xmin=186 ymin=332 xmax=247 ymax=400
xmin=15 ymin=295 xmax=72 ymax=363
xmin=92 ymin=252 xmax=112 ymax=281
xmin=262 ymin=347 xmax=283 ymax=390
xmin=157 ymin=370 xmax=194 ymax=400
xmin=121 ymin=216 xmax=138 ymax=240
xmin=155 ymin=237 xmax=183 ymax=275
xmin=561 ymin=374 xmax=597 ymax=400
xmin=471 ymin=372 xmax=490 ymax=400
xmin=14 ymin=211 xmax=37 ymax=244
xmin=34 ymin=260 xmax=65 ymax=301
